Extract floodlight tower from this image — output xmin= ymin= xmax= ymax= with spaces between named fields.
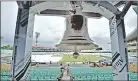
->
xmin=35 ymin=32 xmax=40 ymax=46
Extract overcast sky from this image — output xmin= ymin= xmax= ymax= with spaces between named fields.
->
xmin=1 ymin=1 xmax=137 ymax=50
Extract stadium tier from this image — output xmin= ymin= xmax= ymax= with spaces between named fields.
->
xmin=1 ymin=67 xmax=137 ymax=81
xmin=32 ymin=46 xmax=71 ymax=52
xmin=30 ymin=68 xmax=62 ymax=80
xmin=70 ymin=67 xmax=137 ymax=81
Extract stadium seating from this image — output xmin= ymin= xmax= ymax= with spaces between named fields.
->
xmin=1 ymin=70 xmax=11 ymax=81
xmin=70 ymin=67 xmax=137 ymax=81
xmin=30 ymin=68 xmax=61 ymax=80
xmin=1 ymin=67 xmax=137 ymax=81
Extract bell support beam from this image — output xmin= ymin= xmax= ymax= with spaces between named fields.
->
xmin=97 ymin=1 xmax=121 ymax=15
xmin=85 ymin=1 xmax=121 ymax=15
xmin=114 ymin=1 xmax=127 ymax=7
xmin=40 ymin=9 xmax=101 ymax=18
xmin=133 ymin=6 xmax=138 ymax=14
xmin=132 ymin=1 xmax=138 ymax=6
xmin=11 ymin=1 xmax=35 ymax=81
xmin=109 ymin=15 xmax=129 ymax=80
xmin=119 ymin=1 xmax=133 ymax=18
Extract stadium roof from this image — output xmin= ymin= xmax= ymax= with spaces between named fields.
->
xmin=127 ymin=27 xmax=137 ymax=42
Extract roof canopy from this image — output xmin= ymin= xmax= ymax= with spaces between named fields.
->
xmin=127 ymin=27 xmax=137 ymax=42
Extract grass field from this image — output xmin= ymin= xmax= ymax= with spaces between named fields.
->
xmin=59 ymin=54 xmax=104 ymax=63
xmin=1 ymin=54 xmax=137 ymax=73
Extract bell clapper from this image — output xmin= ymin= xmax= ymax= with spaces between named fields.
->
xmin=73 ymin=45 xmax=79 ymax=59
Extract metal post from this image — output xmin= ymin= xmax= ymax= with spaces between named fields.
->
xmin=109 ymin=15 xmax=129 ymax=81
xmin=11 ymin=3 xmax=35 ymax=81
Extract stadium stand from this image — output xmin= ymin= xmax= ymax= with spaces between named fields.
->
xmin=1 ymin=67 xmax=137 ymax=81
xmin=70 ymin=67 xmax=137 ymax=81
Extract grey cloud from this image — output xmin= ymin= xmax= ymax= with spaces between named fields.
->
xmin=88 ymin=17 xmax=110 ymax=38
xmin=125 ymin=16 xmax=137 ymax=28
xmin=1 ymin=2 xmax=18 ymax=46
xmin=32 ymin=15 xmax=65 ymax=46
xmin=32 ymin=37 xmax=60 ymax=47
xmin=91 ymin=36 xmax=111 ymax=50
xmin=124 ymin=6 xmax=137 ymax=28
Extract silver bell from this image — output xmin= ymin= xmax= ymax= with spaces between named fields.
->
xmin=56 ymin=15 xmax=98 ymax=51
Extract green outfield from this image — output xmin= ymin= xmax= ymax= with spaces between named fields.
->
xmin=59 ymin=54 xmax=104 ymax=63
